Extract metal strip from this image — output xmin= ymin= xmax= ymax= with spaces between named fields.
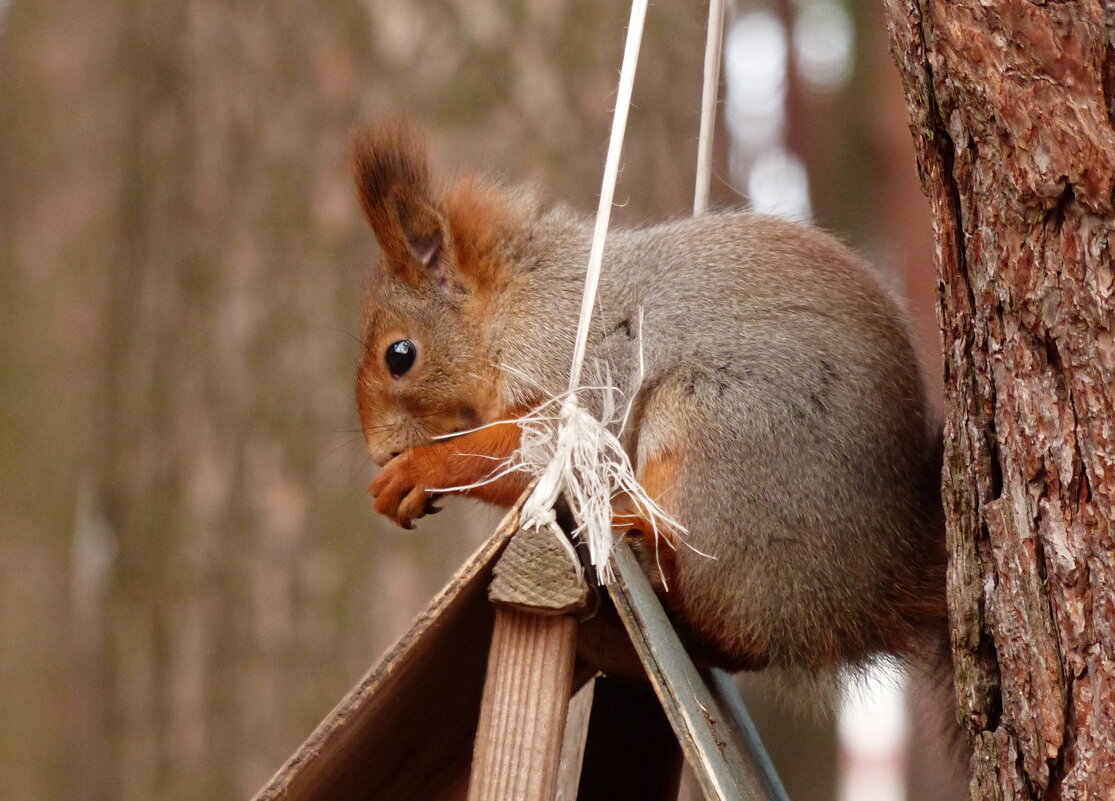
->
xmin=606 ymin=540 xmax=782 ymax=801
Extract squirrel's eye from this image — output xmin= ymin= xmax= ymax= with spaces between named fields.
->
xmin=385 ymin=339 xmax=417 ymax=378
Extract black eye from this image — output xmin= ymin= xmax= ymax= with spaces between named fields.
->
xmin=385 ymin=339 xmax=417 ymax=378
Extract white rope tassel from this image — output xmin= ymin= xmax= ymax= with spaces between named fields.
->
xmin=515 ymin=0 xmax=726 ymax=584
xmin=516 ymin=373 xmax=687 ymax=586
xmin=519 ymin=0 xmax=656 ymax=583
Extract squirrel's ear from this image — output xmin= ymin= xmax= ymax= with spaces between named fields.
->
xmin=352 ymin=122 xmax=447 ymax=278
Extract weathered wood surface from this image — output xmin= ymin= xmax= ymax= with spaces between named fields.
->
xmin=607 ymin=539 xmax=772 ymax=801
xmin=466 ymin=607 xmax=579 ymax=801
xmin=706 ymin=670 xmax=791 ymax=801
xmin=488 ymin=523 xmax=593 ymax=614
xmin=884 ymin=1 xmax=1115 ymax=797
xmin=250 ymin=508 xmax=521 ymax=801
xmin=467 ymin=522 xmax=590 ymax=801
xmin=555 ymin=680 xmax=596 ymax=801
xmin=251 ymin=503 xmax=788 ymax=801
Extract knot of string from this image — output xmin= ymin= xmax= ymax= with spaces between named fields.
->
xmin=518 ymin=0 xmax=724 ymax=583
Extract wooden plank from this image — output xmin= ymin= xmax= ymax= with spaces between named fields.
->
xmin=488 ymin=523 xmax=592 ymax=614
xmin=250 ymin=504 xmax=523 ymax=801
xmin=705 ymin=669 xmax=791 ymax=801
xmin=575 ymin=676 xmax=683 ymax=801
xmin=555 ymin=678 xmax=596 ymax=801
xmin=466 ymin=607 xmax=579 ymax=801
xmin=467 ymin=522 xmax=591 ymax=801
xmin=606 ymin=539 xmax=771 ymax=801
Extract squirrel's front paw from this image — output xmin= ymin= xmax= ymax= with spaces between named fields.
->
xmin=369 ymin=449 xmax=443 ymax=529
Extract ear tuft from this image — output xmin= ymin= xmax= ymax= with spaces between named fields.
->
xmin=352 ymin=120 xmax=446 ymax=271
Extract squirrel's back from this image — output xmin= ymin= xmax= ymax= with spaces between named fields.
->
xmin=496 ymin=210 xmax=945 ymax=670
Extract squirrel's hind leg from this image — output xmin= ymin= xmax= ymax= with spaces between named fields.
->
xmin=611 ymin=445 xmax=685 ymax=590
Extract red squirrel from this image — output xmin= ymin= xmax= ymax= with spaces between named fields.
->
xmin=352 ymin=121 xmax=947 ymax=673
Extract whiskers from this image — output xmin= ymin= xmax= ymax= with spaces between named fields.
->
xmin=357 ymin=407 xmax=457 ymax=438
xmin=320 ymin=426 xmax=374 ymax=483
xmin=328 ymin=327 xmax=367 ymax=350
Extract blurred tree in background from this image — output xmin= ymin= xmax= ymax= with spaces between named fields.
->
xmin=0 ymin=1 xmax=937 ymax=800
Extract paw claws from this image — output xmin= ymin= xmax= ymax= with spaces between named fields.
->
xmin=369 ymin=454 xmax=438 ymax=530
xmin=397 ymin=487 xmax=430 ymax=524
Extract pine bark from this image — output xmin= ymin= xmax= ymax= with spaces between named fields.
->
xmin=884 ymin=1 xmax=1115 ymax=798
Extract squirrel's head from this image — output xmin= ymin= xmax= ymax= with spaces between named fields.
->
xmin=351 ymin=121 xmax=518 ymax=465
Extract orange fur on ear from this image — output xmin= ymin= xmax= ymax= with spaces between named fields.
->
xmin=353 ymin=121 xmax=523 ymax=294
xmin=442 ymin=175 xmax=519 ymax=290
xmin=352 ymin=121 xmax=446 ymax=277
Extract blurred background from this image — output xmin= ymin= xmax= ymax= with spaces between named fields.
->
xmin=0 ymin=1 xmax=953 ymax=799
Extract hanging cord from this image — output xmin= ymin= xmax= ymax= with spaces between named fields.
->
xmin=518 ymin=0 xmax=650 ymax=581
xmin=517 ymin=0 xmax=726 ymax=583
xmin=694 ymin=0 xmax=726 ymax=216
xmin=566 ymin=0 xmax=648 ymax=394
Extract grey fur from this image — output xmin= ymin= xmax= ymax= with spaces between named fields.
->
xmin=488 ymin=206 xmax=943 ymax=670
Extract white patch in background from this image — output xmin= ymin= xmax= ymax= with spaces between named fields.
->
xmin=747 ymin=147 xmax=812 ymax=222
xmin=724 ymin=10 xmax=787 ymax=152
xmin=793 ymin=0 xmax=854 ymax=94
xmin=839 ymin=660 xmax=909 ymax=801
xmin=724 ymin=9 xmax=813 ymax=222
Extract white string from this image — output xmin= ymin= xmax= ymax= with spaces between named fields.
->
xmin=565 ymin=0 xmax=649 ymax=393
xmin=514 ymin=0 xmax=727 ymax=584
xmin=694 ymin=0 xmax=726 ymax=216
xmin=517 ymin=0 xmax=652 ymax=582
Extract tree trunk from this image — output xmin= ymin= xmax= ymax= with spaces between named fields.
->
xmin=884 ymin=1 xmax=1115 ymax=798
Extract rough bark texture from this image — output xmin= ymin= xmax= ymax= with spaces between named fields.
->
xmin=884 ymin=1 xmax=1115 ymax=799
